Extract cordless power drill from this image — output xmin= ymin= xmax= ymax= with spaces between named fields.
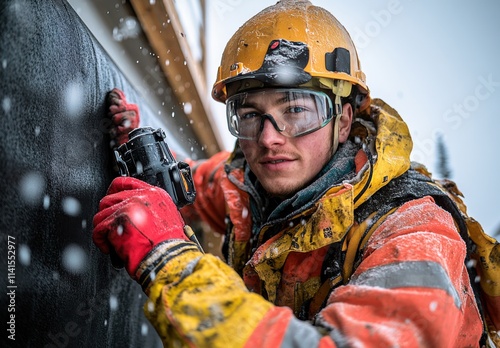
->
xmin=111 ymin=127 xmax=201 ymax=268
xmin=114 ymin=127 xmax=196 ymax=207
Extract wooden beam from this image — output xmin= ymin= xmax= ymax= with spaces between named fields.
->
xmin=129 ymin=0 xmax=221 ymax=156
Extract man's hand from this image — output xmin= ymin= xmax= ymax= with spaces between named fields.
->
xmin=107 ymin=88 xmax=140 ymax=146
xmin=92 ymin=177 xmax=188 ymax=278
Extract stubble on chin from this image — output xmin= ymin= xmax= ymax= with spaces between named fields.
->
xmin=259 ymin=177 xmax=305 ymax=200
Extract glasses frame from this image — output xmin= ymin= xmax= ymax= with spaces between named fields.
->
xmin=226 ymin=88 xmax=335 ymax=140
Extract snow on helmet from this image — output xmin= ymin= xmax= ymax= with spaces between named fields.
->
xmin=212 ymin=0 xmax=369 ymax=105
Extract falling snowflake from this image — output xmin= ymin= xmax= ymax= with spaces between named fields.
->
xmin=62 ymin=244 xmax=88 ymax=274
xmin=62 ymin=196 xmax=81 ymax=217
xmin=19 ymin=172 xmax=45 ymax=205
xmin=112 ymin=17 xmax=140 ymax=42
xmin=109 ymin=295 xmax=118 ymax=311
xmin=18 ymin=244 xmax=31 ymax=266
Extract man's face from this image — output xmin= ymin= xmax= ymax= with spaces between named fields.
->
xmin=236 ymin=89 xmax=336 ymax=198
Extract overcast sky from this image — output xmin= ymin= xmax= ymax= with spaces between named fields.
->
xmin=205 ymin=0 xmax=500 ymax=235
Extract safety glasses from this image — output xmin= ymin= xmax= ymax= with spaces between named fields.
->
xmin=226 ymin=88 xmax=334 ymax=140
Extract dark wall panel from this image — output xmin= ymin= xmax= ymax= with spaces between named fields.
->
xmin=0 ymin=0 xmax=171 ymax=346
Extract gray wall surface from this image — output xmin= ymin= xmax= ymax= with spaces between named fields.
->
xmin=0 ymin=0 xmax=201 ymax=346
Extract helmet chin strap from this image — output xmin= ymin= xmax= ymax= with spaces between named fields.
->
xmin=332 ymin=96 xmax=342 ymax=156
xmin=318 ymin=78 xmax=350 ymax=157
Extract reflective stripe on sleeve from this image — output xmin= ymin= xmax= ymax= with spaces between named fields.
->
xmin=350 ymin=260 xmax=462 ymax=308
xmin=280 ymin=317 xmax=349 ymax=348
xmin=281 ymin=317 xmax=322 ymax=347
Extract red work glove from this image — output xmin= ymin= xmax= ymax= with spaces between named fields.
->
xmin=107 ymin=88 xmax=140 ymax=146
xmin=92 ymin=177 xmax=188 ymax=278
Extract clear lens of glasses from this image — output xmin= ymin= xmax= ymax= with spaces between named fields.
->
xmin=226 ymin=88 xmax=334 ymax=140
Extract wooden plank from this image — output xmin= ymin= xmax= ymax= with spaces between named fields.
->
xmin=129 ymin=0 xmax=221 ymax=155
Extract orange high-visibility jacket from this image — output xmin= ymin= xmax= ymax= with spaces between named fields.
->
xmin=136 ymin=99 xmax=488 ymax=347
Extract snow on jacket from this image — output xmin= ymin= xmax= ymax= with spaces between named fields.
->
xmin=135 ymin=99 xmax=484 ymax=347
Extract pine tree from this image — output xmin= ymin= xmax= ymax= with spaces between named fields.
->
xmin=436 ymin=133 xmax=452 ymax=179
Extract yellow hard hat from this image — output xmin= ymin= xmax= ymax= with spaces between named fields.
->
xmin=212 ymin=0 xmax=369 ymax=104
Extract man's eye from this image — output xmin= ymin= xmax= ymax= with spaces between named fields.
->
xmin=240 ymin=111 xmax=260 ymax=120
xmin=287 ymin=106 xmax=306 ymax=114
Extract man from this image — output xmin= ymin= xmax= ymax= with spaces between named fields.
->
xmin=93 ymin=1 xmax=497 ymax=346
